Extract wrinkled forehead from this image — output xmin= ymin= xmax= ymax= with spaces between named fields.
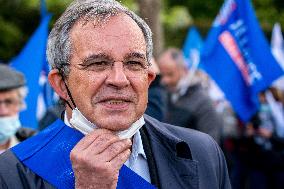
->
xmin=69 ymin=13 xmax=147 ymax=58
xmin=72 ymin=13 xmax=144 ymax=38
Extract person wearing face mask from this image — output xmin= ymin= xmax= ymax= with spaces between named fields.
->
xmin=0 ymin=64 xmax=36 ymax=154
xmin=0 ymin=1 xmax=231 ymax=188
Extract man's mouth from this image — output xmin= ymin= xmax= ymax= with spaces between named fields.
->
xmin=97 ymin=98 xmax=133 ymax=110
xmin=106 ymin=99 xmax=130 ymax=105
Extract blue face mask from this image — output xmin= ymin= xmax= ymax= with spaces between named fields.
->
xmin=260 ymin=103 xmax=271 ymax=113
xmin=0 ymin=115 xmax=20 ymax=144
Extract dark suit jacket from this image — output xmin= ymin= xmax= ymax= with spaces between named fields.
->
xmin=165 ymin=84 xmax=223 ymax=144
xmin=145 ymin=75 xmax=167 ymax=121
xmin=0 ymin=115 xmax=231 ymax=189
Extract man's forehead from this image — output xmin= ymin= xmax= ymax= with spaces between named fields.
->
xmin=159 ymin=53 xmax=176 ymax=65
xmin=71 ymin=13 xmax=145 ymax=41
xmin=71 ymin=13 xmax=140 ymax=34
xmin=69 ymin=13 xmax=146 ymax=59
xmin=0 ymin=90 xmax=18 ymax=98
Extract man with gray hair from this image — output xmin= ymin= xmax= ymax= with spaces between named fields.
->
xmin=158 ymin=48 xmax=223 ymax=144
xmin=0 ymin=1 xmax=231 ymax=188
xmin=0 ymin=64 xmax=35 ymax=154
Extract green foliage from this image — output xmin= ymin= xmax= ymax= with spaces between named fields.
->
xmin=0 ymin=0 xmax=284 ymax=61
xmin=163 ymin=6 xmax=192 ymax=30
xmin=120 ymin=0 xmax=138 ymax=12
xmin=0 ymin=0 xmax=75 ymax=62
xmin=0 ymin=0 xmax=41 ymax=62
xmin=253 ymin=0 xmax=284 ymax=36
xmin=0 ymin=17 xmax=23 ymax=61
xmin=162 ymin=0 xmax=223 ymax=48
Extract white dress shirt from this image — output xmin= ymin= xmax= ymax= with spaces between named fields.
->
xmin=124 ymin=130 xmax=151 ymax=182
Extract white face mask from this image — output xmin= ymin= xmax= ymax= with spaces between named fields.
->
xmin=69 ymin=108 xmax=145 ymax=139
xmin=0 ymin=115 xmax=21 ymax=144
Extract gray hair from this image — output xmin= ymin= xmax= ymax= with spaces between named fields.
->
xmin=46 ymin=0 xmax=153 ymax=77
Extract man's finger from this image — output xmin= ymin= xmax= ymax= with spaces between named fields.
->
xmin=109 ymin=149 xmax=131 ymax=170
xmin=72 ymin=129 xmax=113 ymax=152
xmin=99 ymin=139 xmax=132 ymax=162
xmin=84 ymin=133 xmax=121 ymax=155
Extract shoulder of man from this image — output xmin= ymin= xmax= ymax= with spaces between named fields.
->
xmin=0 ymin=120 xmax=71 ymax=189
xmin=0 ymin=150 xmax=55 ymax=189
xmin=144 ymin=114 xmax=223 ymax=164
xmin=144 ymin=114 xmax=217 ymax=147
xmin=144 ymin=114 xmax=231 ymax=188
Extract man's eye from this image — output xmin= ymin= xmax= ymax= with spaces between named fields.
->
xmin=83 ymin=61 xmax=110 ymax=70
xmin=88 ymin=61 xmax=109 ymax=66
xmin=125 ymin=61 xmax=145 ymax=70
xmin=5 ymin=99 xmax=14 ymax=105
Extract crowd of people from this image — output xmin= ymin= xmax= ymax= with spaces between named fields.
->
xmin=153 ymin=47 xmax=284 ymax=188
xmin=0 ymin=0 xmax=283 ymax=189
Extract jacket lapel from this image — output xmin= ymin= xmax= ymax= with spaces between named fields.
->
xmin=144 ymin=115 xmax=199 ymax=189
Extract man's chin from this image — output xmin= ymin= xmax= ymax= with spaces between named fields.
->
xmin=95 ymin=118 xmax=134 ymax=132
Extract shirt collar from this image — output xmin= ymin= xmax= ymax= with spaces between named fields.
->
xmin=64 ymin=111 xmax=146 ymax=159
xmin=132 ymin=130 xmax=147 ymax=160
xmin=125 ymin=130 xmax=147 ymax=169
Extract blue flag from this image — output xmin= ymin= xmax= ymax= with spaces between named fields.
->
xmin=201 ymin=0 xmax=284 ymax=122
xmin=10 ymin=2 xmax=52 ymax=129
xmin=182 ymin=27 xmax=203 ymax=69
xmin=37 ymin=58 xmax=56 ymax=121
xmin=40 ymin=0 xmax=48 ymax=18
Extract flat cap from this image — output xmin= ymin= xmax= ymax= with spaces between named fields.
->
xmin=0 ymin=64 xmax=26 ymax=91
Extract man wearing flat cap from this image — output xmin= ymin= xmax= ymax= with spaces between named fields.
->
xmin=0 ymin=64 xmax=36 ymax=154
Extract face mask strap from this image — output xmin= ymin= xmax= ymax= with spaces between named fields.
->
xmin=57 ymin=67 xmax=77 ymax=110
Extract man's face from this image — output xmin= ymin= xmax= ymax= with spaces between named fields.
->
xmin=65 ymin=14 xmax=155 ymax=131
xmin=158 ymin=53 xmax=183 ymax=92
xmin=0 ymin=90 xmax=20 ymax=117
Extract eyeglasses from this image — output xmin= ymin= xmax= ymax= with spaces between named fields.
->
xmin=61 ymin=53 xmax=151 ymax=78
xmin=0 ymin=99 xmax=20 ymax=108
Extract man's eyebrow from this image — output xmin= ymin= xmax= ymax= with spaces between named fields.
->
xmin=81 ymin=53 xmax=113 ymax=64
xmin=124 ymin=52 xmax=146 ymax=60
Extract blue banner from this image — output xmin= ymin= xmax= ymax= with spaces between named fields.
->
xmin=40 ymin=0 xmax=48 ymax=17
xmin=201 ymin=0 xmax=284 ymax=122
xmin=183 ymin=26 xmax=203 ymax=69
xmin=10 ymin=2 xmax=52 ymax=128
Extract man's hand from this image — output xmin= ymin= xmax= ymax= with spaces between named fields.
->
xmin=70 ymin=129 xmax=132 ymax=189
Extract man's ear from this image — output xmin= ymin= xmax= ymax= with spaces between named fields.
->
xmin=147 ymin=69 xmax=156 ymax=86
xmin=147 ymin=58 xmax=157 ymax=86
xmin=48 ymin=69 xmax=68 ymax=101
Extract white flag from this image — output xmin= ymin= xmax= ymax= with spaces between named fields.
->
xmin=271 ymin=23 xmax=284 ymax=90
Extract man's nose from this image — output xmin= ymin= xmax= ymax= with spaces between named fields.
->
xmin=105 ymin=62 xmax=130 ymax=88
